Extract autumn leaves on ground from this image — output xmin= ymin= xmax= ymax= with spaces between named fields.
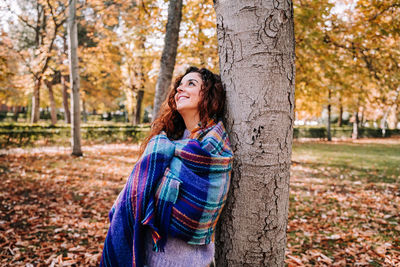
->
xmin=1 ymin=139 xmax=399 ymax=266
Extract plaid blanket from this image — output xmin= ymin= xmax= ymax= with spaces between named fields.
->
xmin=100 ymin=120 xmax=233 ymax=267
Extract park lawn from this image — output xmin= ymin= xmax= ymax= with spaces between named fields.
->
xmin=287 ymin=139 xmax=400 ymax=266
xmin=292 ymin=141 xmax=400 ymax=183
xmin=0 ymin=139 xmax=399 ymax=266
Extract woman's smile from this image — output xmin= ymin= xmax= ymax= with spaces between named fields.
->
xmin=174 ymin=72 xmax=202 ymax=113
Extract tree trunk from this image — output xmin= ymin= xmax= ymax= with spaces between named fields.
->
xmin=214 ymin=1 xmax=295 ymax=266
xmin=134 ymin=89 xmax=144 ymax=125
xmin=327 ymin=89 xmax=332 ymax=141
xmin=352 ymin=111 xmax=359 ymax=139
xmin=327 ymin=103 xmax=332 ymax=141
xmin=82 ymin=99 xmax=87 ymax=123
xmin=45 ymin=80 xmax=57 ymax=125
xmin=388 ymin=103 xmax=398 ymax=129
xmin=338 ymin=103 xmax=343 ymax=127
xmin=360 ymin=106 xmax=365 ymax=126
xmin=12 ymin=106 xmax=19 ymax=122
xmin=31 ymin=78 xmax=41 ymax=123
xmin=152 ymin=0 xmax=183 ymax=120
xmin=68 ymin=0 xmax=82 ymax=156
xmin=387 ymin=86 xmax=400 ymax=129
xmin=61 ymin=74 xmax=71 ymax=124
xmin=380 ymin=108 xmax=389 ymax=137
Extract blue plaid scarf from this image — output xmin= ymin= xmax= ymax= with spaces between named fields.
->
xmin=100 ymin=120 xmax=233 ymax=267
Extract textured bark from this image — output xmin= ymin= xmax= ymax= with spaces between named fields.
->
xmin=44 ymin=80 xmax=57 ymax=125
xmin=31 ymin=79 xmax=41 ymax=123
xmin=61 ymin=75 xmax=71 ymax=123
xmin=152 ymin=0 xmax=183 ymax=120
xmin=214 ymin=1 xmax=295 ymax=266
xmin=68 ymin=0 xmax=82 ymax=156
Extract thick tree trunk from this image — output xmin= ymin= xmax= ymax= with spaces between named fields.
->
xmin=61 ymin=74 xmax=71 ymax=124
xmin=45 ymin=80 xmax=57 ymax=125
xmin=134 ymin=89 xmax=144 ymax=125
xmin=31 ymin=78 xmax=41 ymax=123
xmin=68 ymin=0 xmax=82 ymax=156
xmin=214 ymin=1 xmax=295 ymax=266
xmin=152 ymin=0 xmax=183 ymax=120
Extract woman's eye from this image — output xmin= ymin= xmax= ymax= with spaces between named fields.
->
xmin=189 ymin=82 xmax=194 ymax=86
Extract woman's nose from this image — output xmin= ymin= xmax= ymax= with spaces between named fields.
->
xmin=177 ymin=86 xmax=183 ymax=92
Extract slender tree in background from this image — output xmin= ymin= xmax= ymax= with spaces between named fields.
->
xmin=68 ymin=0 xmax=82 ymax=156
xmin=214 ymin=1 xmax=295 ymax=266
xmin=61 ymin=35 xmax=71 ymax=124
xmin=1 ymin=0 xmax=67 ymax=123
xmin=152 ymin=0 xmax=183 ymax=120
xmin=44 ymin=78 xmax=57 ymax=125
xmin=134 ymin=89 xmax=144 ymax=124
xmin=327 ymin=87 xmax=332 ymax=141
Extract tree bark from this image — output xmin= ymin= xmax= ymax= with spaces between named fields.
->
xmin=327 ymin=88 xmax=332 ymax=141
xmin=31 ymin=78 xmax=41 ymax=123
xmin=134 ymin=89 xmax=144 ymax=125
xmin=68 ymin=0 xmax=82 ymax=156
xmin=214 ymin=1 xmax=295 ymax=266
xmin=387 ymin=86 xmax=400 ymax=129
xmin=152 ymin=0 xmax=183 ymax=120
xmin=61 ymin=74 xmax=71 ymax=123
xmin=44 ymin=80 xmax=57 ymax=125
xmin=352 ymin=111 xmax=359 ymax=140
xmin=12 ymin=106 xmax=19 ymax=122
xmin=388 ymin=103 xmax=398 ymax=129
xmin=338 ymin=102 xmax=343 ymax=127
xmin=327 ymin=103 xmax=332 ymax=141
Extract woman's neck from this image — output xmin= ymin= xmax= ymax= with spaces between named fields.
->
xmin=181 ymin=112 xmax=200 ymax=132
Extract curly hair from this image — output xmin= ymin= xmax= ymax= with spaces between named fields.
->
xmin=140 ymin=66 xmax=225 ymax=155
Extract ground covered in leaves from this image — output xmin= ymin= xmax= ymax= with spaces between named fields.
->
xmin=0 ymin=139 xmax=399 ymax=266
xmin=287 ymin=138 xmax=400 ymax=266
xmin=0 ymin=144 xmax=140 ymax=266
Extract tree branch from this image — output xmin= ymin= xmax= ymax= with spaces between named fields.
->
xmin=369 ymin=3 xmax=400 ymax=22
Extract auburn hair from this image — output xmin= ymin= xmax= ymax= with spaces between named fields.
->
xmin=140 ymin=66 xmax=225 ymax=155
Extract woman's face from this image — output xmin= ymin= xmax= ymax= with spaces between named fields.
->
xmin=174 ymin=72 xmax=203 ymax=115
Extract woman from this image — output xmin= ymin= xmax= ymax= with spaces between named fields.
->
xmin=101 ymin=67 xmax=233 ymax=267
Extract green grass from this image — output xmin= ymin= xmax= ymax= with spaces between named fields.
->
xmin=292 ymin=141 xmax=400 ymax=183
xmin=287 ymin=139 xmax=400 ymax=265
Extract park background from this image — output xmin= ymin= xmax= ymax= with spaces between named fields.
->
xmin=0 ymin=0 xmax=399 ymax=266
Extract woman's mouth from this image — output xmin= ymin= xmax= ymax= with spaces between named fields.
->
xmin=177 ymin=95 xmax=189 ymax=101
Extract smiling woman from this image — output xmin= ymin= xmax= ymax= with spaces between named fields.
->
xmin=100 ymin=66 xmax=233 ymax=267
xmin=174 ymin=72 xmax=203 ymax=131
xmin=144 ymin=66 xmax=226 ymax=143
